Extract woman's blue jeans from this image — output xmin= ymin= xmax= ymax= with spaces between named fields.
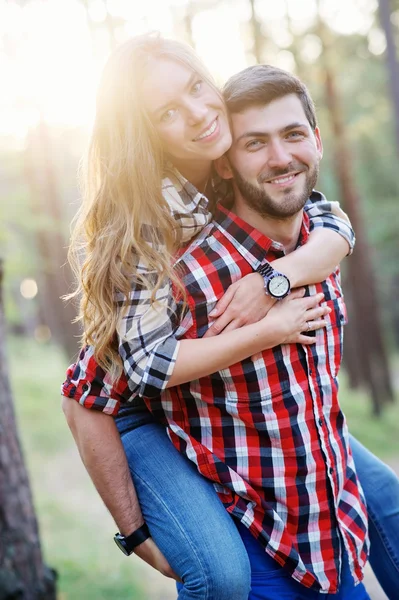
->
xmin=117 ymin=415 xmax=399 ymax=600
xmin=350 ymin=436 xmax=399 ymax=600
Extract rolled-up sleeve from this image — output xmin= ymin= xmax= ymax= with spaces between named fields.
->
xmin=305 ymin=191 xmax=355 ymax=255
xmin=61 ymin=346 xmax=124 ymax=416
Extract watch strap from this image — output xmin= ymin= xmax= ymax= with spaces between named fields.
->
xmin=256 ymin=261 xmax=275 ymax=279
xmin=114 ymin=523 xmax=151 ymax=555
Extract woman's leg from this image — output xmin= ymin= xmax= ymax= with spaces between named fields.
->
xmin=119 ymin=421 xmax=251 ymax=600
xmin=349 ymin=434 xmax=399 ymax=599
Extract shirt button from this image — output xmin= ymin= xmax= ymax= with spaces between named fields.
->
xmin=318 ymin=418 xmax=324 ymax=426
xmin=339 ymin=314 xmax=345 ymax=321
xmin=309 ymin=369 xmax=313 ymax=376
xmin=329 ymin=467 xmax=334 ymax=474
xmin=82 ymin=383 xmax=89 ymax=392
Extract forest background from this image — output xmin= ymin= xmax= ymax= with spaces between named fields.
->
xmin=1 ymin=0 xmax=399 ymax=599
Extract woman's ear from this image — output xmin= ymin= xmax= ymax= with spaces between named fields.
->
xmin=214 ymin=155 xmax=234 ymax=180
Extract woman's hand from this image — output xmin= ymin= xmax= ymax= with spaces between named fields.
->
xmin=263 ymin=288 xmax=330 ymax=348
xmin=204 ymin=272 xmax=275 ymax=337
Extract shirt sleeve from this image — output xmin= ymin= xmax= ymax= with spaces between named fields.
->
xmin=305 ymin=190 xmax=355 ymax=255
xmin=116 ymin=272 xmax=181 ymax=399
xmin=60 ymin=345 xmax=126 ymax=416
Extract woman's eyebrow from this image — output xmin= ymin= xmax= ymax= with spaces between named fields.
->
xmin=153 ymin=72 xmax=198 ymax=116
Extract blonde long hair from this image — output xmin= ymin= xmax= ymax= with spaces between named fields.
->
xmin=68 ymin=34 xmax=217 ymax=379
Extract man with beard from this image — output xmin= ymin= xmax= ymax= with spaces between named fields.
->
xmin=149 ymin=65 xmax=370 ymax=598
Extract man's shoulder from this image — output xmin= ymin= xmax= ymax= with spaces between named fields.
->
xmin=176 ymin=219 xmax=228 ymax=265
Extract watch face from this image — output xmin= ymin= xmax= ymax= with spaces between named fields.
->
xmin=268 ymin=275 xmax=290 ymax=298
xmin=114 ymin=535 xmax=130 ymax=556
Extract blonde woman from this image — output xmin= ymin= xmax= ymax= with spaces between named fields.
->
xmin=62 ymin=34 xmax=399 ymax=600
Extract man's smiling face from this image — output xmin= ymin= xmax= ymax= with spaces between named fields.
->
xmin=224 ymin=93 xmax=323 ymax=219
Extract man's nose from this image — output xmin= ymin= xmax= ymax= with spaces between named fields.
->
xmin=186 ymin=100 xmax=208 ymax=126
xmin=267 ymin=140 xmax=291 ymax=168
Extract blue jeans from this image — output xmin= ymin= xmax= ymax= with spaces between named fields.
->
xmin=235 ymin=521 xmax=370 ymax=599
xmin=116 ymin=413 xmax=399 ymax=599
xmin=119 ymin=420 xmax=251 ymax=600
xmin=350 ymin=435 xmax=399 ymax=600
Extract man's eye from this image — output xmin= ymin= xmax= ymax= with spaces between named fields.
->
xmin=286 ymin=131 xmax=304 ymax=139
xmin=191 ymin=80 xmax=203 ymax=94
xmin=161 ymin=109 xmax=177 ymax=122
xmin=246 ymin=140 xmax=263 ymax=150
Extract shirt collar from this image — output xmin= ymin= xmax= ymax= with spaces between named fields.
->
xmin=213 ymin=203 xmax=310 ymax=270
xmin=163 ymin=162 xmax=212 ymax=210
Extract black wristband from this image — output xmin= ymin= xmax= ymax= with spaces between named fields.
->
xmin=114 ymin=523 xmax=151 ymax=556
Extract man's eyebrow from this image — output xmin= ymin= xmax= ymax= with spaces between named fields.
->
xmin=280 ymin=122 xmax=308 ymax=133
xmin=152 ymin=72 xmax=198 ymax=116
xmin=235 ymin=122 xmax=309 ymax=143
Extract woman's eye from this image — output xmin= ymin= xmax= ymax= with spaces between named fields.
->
xmin=191 ymin=80 xmax=203 ymax=94
xmin=161 ymin=109 xmax=177 ymax=123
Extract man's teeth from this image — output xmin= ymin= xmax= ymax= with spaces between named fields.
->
xmin=194 ymin=119 xmax=217 ymax=141
xmin=271 ymin=174 xmax=296 ymax=184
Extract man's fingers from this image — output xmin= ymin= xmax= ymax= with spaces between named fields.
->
xmin=134 ymin=538 xmax=181 ymax=581
xmin=330 ymin=201 xmax=350 ymax=222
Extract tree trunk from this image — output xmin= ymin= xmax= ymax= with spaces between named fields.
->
xmin=25 ymin=120 xmax=81 ymax=363
xmin=317 ymin=16 xmax=395 ymax=413
xmin=249 ymin=0 xmax=263 ymax=63
xmin=378 ymin=0 xmax=399 ymax=156
xmin=0 ymin=260 xmax=57 ymax=600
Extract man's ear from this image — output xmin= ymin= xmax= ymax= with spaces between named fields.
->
xmin=314 ymin=127 xmax=323 ymax=159
xmin=214 ymin=155 xmax=234 ymax=180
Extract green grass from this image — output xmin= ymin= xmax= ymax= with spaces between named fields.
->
xmin=7 ymin=336 xmax=399 ymax=599
xmin=338 ymin=370 xmax=399 ymax=460
xmin=8 ymin=336 xmax=146 ymax=600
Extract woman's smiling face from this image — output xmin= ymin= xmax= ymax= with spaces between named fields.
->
xmin=143 ymin=58 xmax=232 ymax=172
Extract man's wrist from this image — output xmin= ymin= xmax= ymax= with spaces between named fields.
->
xmin=114 ymin=523 xmax=151 ymax=556
xmin=119 ymin=520 xmax=146 ymax=538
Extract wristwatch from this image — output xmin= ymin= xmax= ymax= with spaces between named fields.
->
xmin=257 ymin=262 xmax=291 ymax=300
xmin=114 ymin=523 xmax=151 ymax=556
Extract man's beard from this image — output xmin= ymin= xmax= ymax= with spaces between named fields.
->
xmin=229 ymin=161 xmax=319 ymax=220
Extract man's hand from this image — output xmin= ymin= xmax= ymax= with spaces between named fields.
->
xmin=134 ymin=538 xmax=181 ymax=582
xmin=204 ymin=272 xmax=276 ymax=337
xmin=329 ymin=201 xmax=350 ymax=223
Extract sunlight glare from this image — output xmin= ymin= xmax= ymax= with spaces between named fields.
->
xmin=20 ymin=279 xmax=38 ymax=300
xmin=321 ymin=0 xmax=377 ymax=36
xmin=192 ymin=3 xmax=247 ymax=84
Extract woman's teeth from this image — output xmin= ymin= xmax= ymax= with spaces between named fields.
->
xmin=194 ymin=118 xmax=217 ymax=141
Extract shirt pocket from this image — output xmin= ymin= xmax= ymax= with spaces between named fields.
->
xmin=324 ymin=296 xmax=347 ymax=378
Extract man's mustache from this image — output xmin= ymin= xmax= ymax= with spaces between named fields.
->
xmin=257 ymin=163 xmax=307 ymax=184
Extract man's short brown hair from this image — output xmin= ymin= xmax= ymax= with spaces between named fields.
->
xmin=222 ymin=65 xmax=317 ymax=130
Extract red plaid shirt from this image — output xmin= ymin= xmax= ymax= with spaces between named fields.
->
xmin=63 ymin=205 xmax=368 ymax=593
